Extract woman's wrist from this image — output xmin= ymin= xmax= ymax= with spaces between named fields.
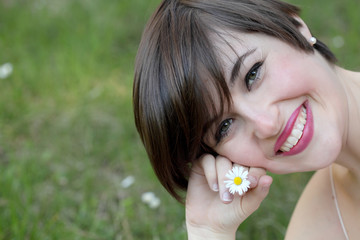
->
xmin=186 ymin=223 xmax=236 ymax=240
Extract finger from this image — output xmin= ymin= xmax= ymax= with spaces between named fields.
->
xmin=241 ymin=175 xmax=273 ymax=217
xmin=247 ymin=167 xmax=266 ymax=188
xmin=199 ymin=154 xmax=219 ymax=192
xmin=215 ymin=156 xmax=234 ymax=203
xmin=188 ymin=160 xmax=207 ymax=189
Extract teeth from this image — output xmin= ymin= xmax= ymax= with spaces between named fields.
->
xmin=297 ymin=123 xmax=304 ymax=131
xmin=299 ymin=117 xmax=306 ymax=125
xmin=281 ymin=146 xmax=290 ymax=152
xmin=291 ymin=129 xmax=303 ymax=139
xmin=287 ymin=136 xmax=299 ymax=146
xmin=280 ymin=106 xmax=307 ymax=153
xmin=284 ymin=142 xmax=293 ymax=148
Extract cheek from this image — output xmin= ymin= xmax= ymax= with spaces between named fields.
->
xmin=269 ymin=56 xmax=318 ymax=97
xmin=219 ymin=139 xmax=267 ymax=168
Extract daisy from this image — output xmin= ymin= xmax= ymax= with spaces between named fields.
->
xmin=0 ymin=63 xmax=13 ymax=79
xmin=224 ymin=166 xmax=250 ymax=196
xmin=121 ymin=175 xmax=135 ymax=188
xmin=141 ymin=192 xmax=161 ymax=209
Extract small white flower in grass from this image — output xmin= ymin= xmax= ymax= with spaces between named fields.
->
xmin=121 ymin=175 xmax=135 ymax=188
xmin=141 ymin=192 xmax=156 ymax=203
xmin=141 ymin=192 xmax=161 ymax=209
xmin=148 ymin=197 xmax=161 ymax=209
xmin=224 ymin=166 xmax=250 ymax=195
xmin=0 ymin=63 xmax=13 ymax=79
xmin=332 ymin=35 xmax=344 ymax=49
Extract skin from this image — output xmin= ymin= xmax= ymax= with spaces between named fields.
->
xmin=186 ymin=17 xmax=360 ymax=239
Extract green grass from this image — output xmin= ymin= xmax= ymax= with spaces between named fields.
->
xmin=0 ymin=0 xmax=358 ymax=239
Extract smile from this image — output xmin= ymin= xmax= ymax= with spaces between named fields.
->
xmin=280 ymin=106 xmax=306 ymax=152
xmin=274 ymin=101 xmax=314 ymax=156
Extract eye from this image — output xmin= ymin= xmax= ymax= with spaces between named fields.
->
xmin=245 ymin=62 xmax=263 ymax=91
xmin=215 ymin=118 xmax=233 ymax=143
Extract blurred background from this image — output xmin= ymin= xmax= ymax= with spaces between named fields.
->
xmin=0 ymin=0 xmax=358 ymax=239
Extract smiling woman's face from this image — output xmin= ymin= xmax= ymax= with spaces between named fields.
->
xmin=204 ymin=33 xmax=348 ymax=174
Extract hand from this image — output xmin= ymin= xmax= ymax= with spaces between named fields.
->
xmin=186 ymin=154 xmax=273 ymax=240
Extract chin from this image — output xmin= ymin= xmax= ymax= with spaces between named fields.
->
xmin=314 ymin=133 xmax=343 ymax=168
xmin=267 ymin=140 xmax=342 ymax=174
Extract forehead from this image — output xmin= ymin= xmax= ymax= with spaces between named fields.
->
xmin=210 ymin=31 xmax=264 ymax=82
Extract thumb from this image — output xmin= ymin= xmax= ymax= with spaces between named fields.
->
xmin=241 ymin=175 xmax=273 ymax=217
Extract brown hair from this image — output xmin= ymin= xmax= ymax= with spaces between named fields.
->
xmin=133 ymin=0 xmax=336 ymax=202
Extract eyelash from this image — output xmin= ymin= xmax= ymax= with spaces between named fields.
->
xmin=245 ymin=61 xmax=263 ymax=91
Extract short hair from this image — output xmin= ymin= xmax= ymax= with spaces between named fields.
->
xmin=133 ymin=0 xmax=336 ymax=202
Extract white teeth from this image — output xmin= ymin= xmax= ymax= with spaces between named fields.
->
xmin=284 ymin=142 xmax=293 ymax=148
xmin=291 ymin=129 xmax=303 ymax=139
xmin=281 ymin=146 xmax=291 ymax=152
xmin=299 ymin=117 xmax=306 ymax=125
xmin=287 ymin=136 xmax=299 ymax=145
xmin=279 ymin=106 xmax=307 ymax=153
xmin=297 ymin=123 xmax=304 ymax=131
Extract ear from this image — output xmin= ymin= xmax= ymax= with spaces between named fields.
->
xmin=293 ymin=16 xmax=313 ymax=40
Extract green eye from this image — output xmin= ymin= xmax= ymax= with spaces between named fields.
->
xmin=248 ymin=70 xmax=257 ymax=84
xmin=245 ymin=62 xmax=263 ymax=90
xmin=216 ymin=118 xmax=233 ymax=142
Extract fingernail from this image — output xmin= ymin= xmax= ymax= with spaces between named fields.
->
xmin=262 ymin=176 xmax=273 ymax=190
xmin=262 ymin=181 xmax=272 ymax=191
xmin=222 ymin=191 xmax=233 ymax=202
xmin=248 ymin=175 xmax=257 ymax=185
xmin=212 ymin=183 xmax=219 ymax=192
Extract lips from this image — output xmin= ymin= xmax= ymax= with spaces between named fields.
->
xmin=274 ymin=101 xmax=314 ymax=156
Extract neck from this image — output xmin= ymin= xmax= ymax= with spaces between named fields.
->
xmin=334 ymin=67 xmax=360 ymax=195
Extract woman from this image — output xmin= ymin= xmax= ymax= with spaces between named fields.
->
xmin=133 ymin=0 xmax=360 ymax=239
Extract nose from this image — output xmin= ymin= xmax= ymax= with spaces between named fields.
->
xmin=237 ymin=102 xmax=280 ymax=140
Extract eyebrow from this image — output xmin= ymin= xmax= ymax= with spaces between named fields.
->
xmin=229 ymin=48 xmax=257 ymax=85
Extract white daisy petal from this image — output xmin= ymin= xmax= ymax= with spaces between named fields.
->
xmin=225 ymin=173 xmax=233 ymax=179
xmin=224 ymin=166 xmax=250 ymax=196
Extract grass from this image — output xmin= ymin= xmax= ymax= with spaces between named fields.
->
xmin=0 ymin=0 xmax=358 ymax=239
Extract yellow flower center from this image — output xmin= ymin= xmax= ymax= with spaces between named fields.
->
xmin=234 ymin=177 xmax=242 ymax=185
